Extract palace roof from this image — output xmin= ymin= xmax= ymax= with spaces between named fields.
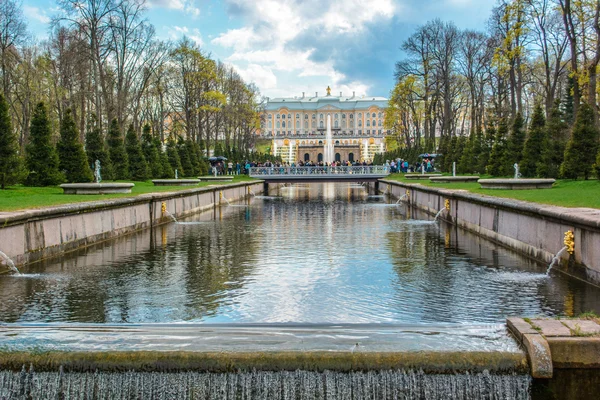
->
xmin=265 ymin=94 xmax=388 ymax=112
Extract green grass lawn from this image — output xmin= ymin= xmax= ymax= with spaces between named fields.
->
xmin=0 ymin=176 xmax=257 ymax=212
xmin=385 ymin=174 xmax=600 ymax=209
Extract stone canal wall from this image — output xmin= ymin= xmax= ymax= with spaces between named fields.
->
xmin=380 ymin=180 xmax=600 ymax=286
xmin=0 ymin=182 xmax=263 ymax=272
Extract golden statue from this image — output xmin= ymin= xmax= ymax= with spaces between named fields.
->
xmin=326 ymin=86 xmax=331 ymax=96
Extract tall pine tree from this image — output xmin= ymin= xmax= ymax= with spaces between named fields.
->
xmin=141 ymin=124 xmax=162 ymax=178
xmin=57 ymin=109 xmax=93 ymax=183
xmin=538 ymin=100 xmax=568 ymax=179
xmin=487 ymin=118 xmax=508 ymax=176
xmin=478 ymin=123 xmax=495 ymax=174
xmin=25 ymin=102 xmax=64 ymax=186
xmin=503 ymin=113 xmax=526 ymax=176
xmin=0 ymin=93 xmax=25 ymax=189
xmin=107 ymin=119 xmax=129 ymax=180
xmin=166 ymin=136 xmax=183 ymax=177
xmin=560 ymin=103 xmax=599 ymax=179
xmin=177 ymin=136 xmax=193 ymax=177
xmin=520 ymin=104 xmax=547 ymax=178
xmin=125 ymin=124 xmax=149 ymax=181
xmin=158 ymin=138 xmax=174 ymax=178
xmin=85 ymin=114 xmax=113 ymax=180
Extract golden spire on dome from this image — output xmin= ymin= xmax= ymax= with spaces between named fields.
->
xmin=326 ymin=86 xmax=331 ymax=96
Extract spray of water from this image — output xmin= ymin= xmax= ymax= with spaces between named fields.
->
xmin=0 ymin=250 xmax=20 ymax=275
xmin=221 ymin=196 xmax=232 ymax=206
xmin=396 ymin=194 xmax=408 ymax=204
xmin=546 ymin=246 xmax=568 ymax=275
xmin=163 ymin=210 xmax=178 ymax=223
xmin=433 ymin=208 xmax=446 ymax=222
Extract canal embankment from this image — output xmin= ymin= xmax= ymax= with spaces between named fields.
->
xmin=0 ymin=181 xmax=263 ymax=273
xmin=379 ymin=179 xmax=600 ymax=286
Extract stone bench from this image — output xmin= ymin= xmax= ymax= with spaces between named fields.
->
xmin=198 ymin=176 xmax=234 ymax=182
xmin=405 ymin=174 xmax=443 ymax=180
xmin=60 ymin=183 xmax=135 ymax=194
xmin=429 ymin=176 xmax=480 ymax=183
xmin=478 ymin=179 xmax=555 ymax=190
xmin=152 ymin=179 xmax=200 ymax=186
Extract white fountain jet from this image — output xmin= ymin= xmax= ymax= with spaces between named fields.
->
xmin=324 ymin=115 xmax=334 ymax=164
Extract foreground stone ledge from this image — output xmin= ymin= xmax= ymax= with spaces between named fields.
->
xmin=0 ymin=351 xmax=528 ymax=374
xmin=478 ymin=178 xmax=555 ymax=190
xmin=60 ymin=183 xmax=134 ymax=194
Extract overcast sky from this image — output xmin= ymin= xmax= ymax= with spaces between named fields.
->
xmin=24 ymin=0 xmax=497 ymax=99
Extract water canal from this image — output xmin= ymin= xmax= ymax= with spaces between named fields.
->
xmin=1 ymin=183 xmax=599 ymax=326
xmin=1 ymin=183 xmax=600 ymax=399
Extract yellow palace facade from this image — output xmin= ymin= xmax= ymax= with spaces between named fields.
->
xmin=258 ymin=87 xmax=389 ymax=164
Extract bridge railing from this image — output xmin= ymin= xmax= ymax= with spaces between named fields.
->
xmin=249 ymin=165 xmax=390 ymax=177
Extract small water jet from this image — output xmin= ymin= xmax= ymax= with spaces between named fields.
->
xmin=396 ymin=194 xmax=408 ymax=204
xmin=546 ymin=231 xmax=575 ymax=275
xmin=0 ymin=250 xmax=20 ymax=275
xmin=433 ymin=200 xmax=450 ymax=223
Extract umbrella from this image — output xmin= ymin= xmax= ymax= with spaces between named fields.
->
xmin=208 ymin=156 xmax=228 ymax=161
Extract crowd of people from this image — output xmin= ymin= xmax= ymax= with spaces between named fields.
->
xmin=387 ymin=158 xmax=436 ymax=173
xmin=210 ymin=159 xmax=378 ymax=175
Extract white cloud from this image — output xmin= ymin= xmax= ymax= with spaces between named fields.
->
xmin=212 ymin=0 xmax=395 ymax=97
xmin=169 ymin=26 xmax=204 ymax=46
xmin=148 ymin=0 xmax=200 ymax=17
xmin=23 ymin=6 xmax=50 ymax=24
xmin=232 ymin=63 xmax=277 ymax=90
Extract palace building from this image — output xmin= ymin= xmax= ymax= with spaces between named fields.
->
xmin=259 ymin=87 xmax=389 ymax=164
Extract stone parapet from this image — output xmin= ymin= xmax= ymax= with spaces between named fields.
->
xmin=380 ymin=179 xmax=600 ymax=285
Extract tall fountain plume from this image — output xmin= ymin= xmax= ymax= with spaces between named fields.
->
xmin=325 ymin=115 xmax=334 ymax=163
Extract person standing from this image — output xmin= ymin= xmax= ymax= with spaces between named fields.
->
xmin=228 ymin=161 xmax=233 ymax=175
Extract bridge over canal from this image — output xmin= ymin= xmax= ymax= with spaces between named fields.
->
xmin=248 ymin=166 xmax=390 ymax=184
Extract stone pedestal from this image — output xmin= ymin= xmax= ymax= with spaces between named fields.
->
xmin=60 ymin=183 xmax=134 ymax=194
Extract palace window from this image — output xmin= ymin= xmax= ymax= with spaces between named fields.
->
xmin=288 ymin=114 xmax=291 ymax=119
xmin=342 ymin=121 xmax=346 ymax=128
xmin=378 ymin=112 xmax=382 ymax=118
xmin=305 ymin=114 xmax=308 ymax=119
xmin=276 ymin=114 xmax=280 ymax=119
xmin=358 ymin=113 xmax=362 ymax=117
xmin=304 ymin=121 xmax=308 ymax=129
xmin=378 ymin=120 xmax=382 ymax=126
xmin=366 ymin=120 xmax=370 ymax=127
xmin=372 ymin=120 xmax=375 ymax=126
xmin=320 ymin=121 xmax=324 ymax=128
xmin=312 ymin=114 xmax=316 ymax=119
xmin=320 ymin=113 xmax=323 ymax=119
xmin=335 ymin=114 xmax=338 ymax=119
xmin=268 ymin=121 xmax=272 ymax=128
xmin=296 ymin=114 xmax=300 ymax=118
xmin=342 ymin=114 xmax=346 ymax=119
xmin=334 ymin=120 xmax=339 ymax=128
xmin=277 ymin=121 xmax=280 ymax=128
xmin=372 ymin=113 xmax=376 ymax=118
xmin=358 ymin=121 xmax=362 ymax=127
xmin=350 ymin=120 xmax=354 ymax=127
xmin=367 ymin=130 xmax=371 ymax=134
xmin=312 ymin=121 xmax=316 ymax=128
xmin=268 ymin=114 xmax=272 ymax=119
xmin=282 ymin=121 xmax=286 ymax=128
xmin=350 ymin=114 xmax=353 ymax=119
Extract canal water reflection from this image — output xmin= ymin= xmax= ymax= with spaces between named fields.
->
xmin=0 ymin=183 xmax=599 ymax=324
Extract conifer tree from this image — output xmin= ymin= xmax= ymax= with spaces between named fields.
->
xmin=57 ymin=109 xmax=93 ymax=183
xmin=561 ymin=76 xmax=575 ymax=126
xmin=25 ymin=102 xmax=64 ymax=186
xmin=177 ymin=136 xmax=193 ymax=177
xmin=478 ymin=123 xmax=495 ymax=174
xmin=503 ymin=112 xmax=525 ymax=176
xmin=520 ymin=104 xmax=547 ymax=178
xmin=471 ymin=126 xmax=483 ymax=174
xmin=487 ymin=118 xmax=508 ymax=176
xmin=141 ymin=124 xmax=162 ymax=178
xmin=125 ymin=124 xmax=149 ymax=181
xmin=437 ymin=135 xmax=450 ymax=172
xmin=0 ymin=93 xmax=25 ymax=189
xmin=538 ymin=101 xmax=568 ymax=179
xmin=186 ymin=138 xmax=200 ymax=176
xmin=107 ymin=119 xmax=129 ymax=180
xmin=560 ymin=103 xmax=599 ymax=179
xmin=167 ymin=136 xmax=183 ymax=177
xmin=157 ymin=138 xmax=174 ymax=178
xmin=458 ymin=132 xmax=475 ymax=174
xmin=453 ymin=135 xmax=467 ymax=173
xmin=85 ymin=113 xmax=113 ymax=180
